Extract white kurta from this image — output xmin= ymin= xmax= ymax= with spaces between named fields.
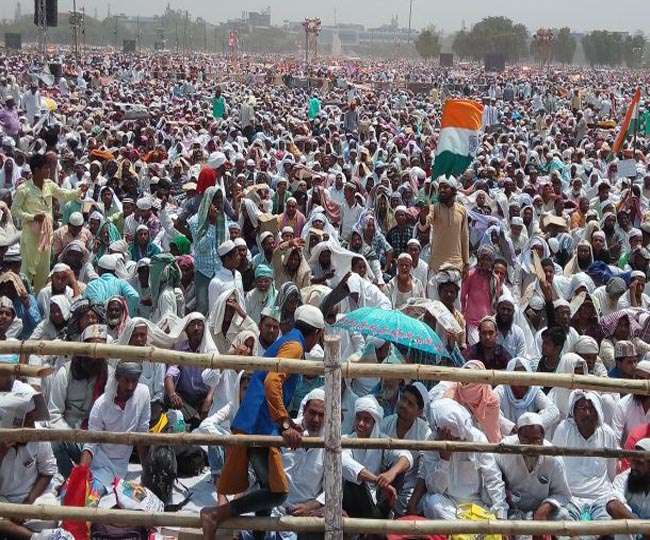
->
xmin=380 ymin=414 xmax=432 ymax=514
xmin=612 ymin=469 xmax=650 ymax=518
xmin=419 ymin=428 xmax=508 ymax=519
xmin=611 ymin=394 xmax=650 ymax=446
xmin=495 ymin=435 xmax=571 ymax=513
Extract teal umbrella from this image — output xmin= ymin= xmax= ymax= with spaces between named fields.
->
xmin=333 ymin=307 xmax=450 ymax=360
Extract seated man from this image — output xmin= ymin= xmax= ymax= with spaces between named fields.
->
xmin=380 ymin=382 xmax=432 ymax=516
xmin=551 ymin=390 xmax=618 ymax=521
xmin=272 ymin=388 xmax=327 ymax=540
xmin=0 ymin=365 xmax=57 ymax=540
xmin=342 ymin=394 xmax=413 ymax=519
xmin=496 ymin=412 xmax=571 ymax=519
xmin=407 ymin=398 xmax=507 ymax=520
xmin=607 ymin=437 xmax=650 ymax=520
xmin=165 ymin=314 xmax=215 ymax=429
xmin=48 ymin=324 xmax=113 ymax=476
xmin=612 ymin=360 xmax=650 ymax=445
xmin=80 ymin=360 xmax=150 ymax=492
xmin=463 ymin=316 xmax=511 ymax=370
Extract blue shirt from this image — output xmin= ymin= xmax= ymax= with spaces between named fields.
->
xmin=14 ymin=295 xmax=41 ymax=339
xmin=83 ymin=273 xmax=140 ymax=316
xmin=231 ymin=328 xmax=305 ymax=436
xmin=188 ymin=214 xmax=225 ymax=279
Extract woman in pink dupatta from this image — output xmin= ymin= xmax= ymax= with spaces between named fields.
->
xmin=444 ymin=359 xmax=503 ymax=442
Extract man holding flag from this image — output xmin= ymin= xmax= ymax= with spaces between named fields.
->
xmin=427 ymin=99 xmax=482 ymax=277
xmin=613 ymin=88 xmax=641 ymax=155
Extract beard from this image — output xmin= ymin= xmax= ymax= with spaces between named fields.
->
xmin=495 ymin=313 xmax=513 ymax=333
xmin=627 ymin=469 xmax=650 ymax=494
xmin=577 ymin=256 xmax=592 ymax=270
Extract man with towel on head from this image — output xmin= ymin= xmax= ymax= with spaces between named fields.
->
xmin=79 ymin=353 xmax=150 ymax=492
xmin=201 ymin=305 xmax=325 ymax=540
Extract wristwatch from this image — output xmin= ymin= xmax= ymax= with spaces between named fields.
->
xmin=281 ymin=419 xmax=291 ymax=432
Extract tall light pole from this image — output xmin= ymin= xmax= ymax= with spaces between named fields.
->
xmin=408 ymin=0 xmax=414 ymax=36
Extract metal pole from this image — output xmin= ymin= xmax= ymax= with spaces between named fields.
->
xmin=408 ymin=0 xmax=413 ymax=36
xmin=38 ymin=0 xmax=47 ymax=58
xmin=72 ymin=0 xmax=79 ymax=58
xmin=305 ymin=27 xmax=309 ymax=66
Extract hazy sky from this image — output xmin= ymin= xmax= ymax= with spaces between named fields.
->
xmin=10 ymin=0 xmax=649 ymax=33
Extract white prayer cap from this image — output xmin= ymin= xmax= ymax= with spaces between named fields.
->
xmin=574 ymin=335 xmax=599 ymax=355
xmin=234 ymin=238 xmax=247 ymax=248
xmin=246 ymin=159 xmax=256 ymax=167
xmin=407 ymin=238 xmax=421 ymax=248
xmin=394 ymin=205 xmax=408 ymax=214
xmin=635 ymin=437 xmax=650 ymax=451
xmin=260 ymin=305 xmax=281 ymax=322
xmin=217 ymin=240 xmax=237 ymax=257
xmin=69 ymin=212 xmax=84 ymax=226
xmin=281 ymin=226 xmax=294 ymax=235
xmin=294 ymin=304 xmax=325 ymax=329
xmin=50 ymin=263 xmax=70 ymax=275
xmin=354 ymin=394 xmax=384 ymax=424
xmin=437 ymin=175 xmax=458 ymax=189
xmin=98 ymin=254 xmax=119 ymax=271
xmin=517 ymin=412 xmax=544 ymax=430
xmin=511 ymin=217 xmax=524 ymax=227
xmin=497 ymin=290 xmax=515 ymax=307
xmin=109 ymin=239 xmax=129 ymax=254
xmin=303 ymin=387 xmax=325 ymax=404
xmin=81 ymin=324 xmax=108 ymax=342
xmin=259 ymin=231 xmax=273 ymax=244
xmin=136 ymin=224 xmax=149 ymax=233
xmin=136 ymin=198 xmax=152 ymax=210
xmin=207 ymin=151 xmax=227 ymax=169
xmin=89 ymin=210 xmax=103 ymax=221
xmin=397 ymin=252 xmax=412 ymax=263
xmin=615 ymin=340 xmax=637 ymax=358
xmin=553 ymin=298 xmax=570 ymax=309
xmin=631 ymin=270 xmax=646 ymax=281
xmin=528 ymin=296 xmax=545 ymax=311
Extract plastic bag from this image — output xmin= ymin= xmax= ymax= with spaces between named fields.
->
xmin=113 ymin=479 xmax=164 ymax=513
xmin=451 ymin=503 xmax=502 ymax=540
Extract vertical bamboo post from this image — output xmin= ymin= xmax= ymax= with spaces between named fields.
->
xmin=323 ymin=335 xmax=342 ymax=540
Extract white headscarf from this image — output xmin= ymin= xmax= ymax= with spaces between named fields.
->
xmin=428 ymin=397 xmax=474 ymax=441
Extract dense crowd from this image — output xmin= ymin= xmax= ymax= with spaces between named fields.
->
xmin=0 ymin=51 xmax=649 ymax=540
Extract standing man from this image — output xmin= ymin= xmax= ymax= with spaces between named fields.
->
xmin=201 ymin=305 xmax=325 ymax=539
xmin=428 ymin=176 xmax=469 ymax=276
xmin=212 ymin=87 xmax=226 ymax=120
xmin=12 ymin=153 xmax=86 ymax=291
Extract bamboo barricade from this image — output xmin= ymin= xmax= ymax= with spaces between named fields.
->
xmin=323 ymin=336 xmax=343 ymax=540
xmin=1 ymin=428 xmax=648 ymax=459
xmin=0 ymin=362 xmax=52 ymax=377
xmin=1 ymin=340 xmax=648 ymax=395
xmin=0 ymin=503 xmax=650 ymax=536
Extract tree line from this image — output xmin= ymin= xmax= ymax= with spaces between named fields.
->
xmin=414 ymin=16 xmax=647 ymax=67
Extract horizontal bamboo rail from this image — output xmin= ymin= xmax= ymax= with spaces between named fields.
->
xmin=0 ymin=362 xmax=53 ymax=377
xmin=1 ymin=340 xmax=647 ymax=395
xmin=0 ymin=503 xmax=649 ymax=535
xmin=1 ymin=429 xmax=647 ymax=459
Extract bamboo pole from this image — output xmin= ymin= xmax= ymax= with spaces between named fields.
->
xmin=0 ymin=429 xmax=648 ymax=459
xmin=323 ymin=336 xmax=342 ymax=540
xmin=0 ymin=503 xmax=650 ymax=536
xmin=1 ymin=340 xmax=648 ymax=395
xmin=0 ymin=363 xmax=53 ymax=378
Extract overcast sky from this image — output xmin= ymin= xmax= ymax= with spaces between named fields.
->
xmin=10 ymin=0 xmax=649 ymax=33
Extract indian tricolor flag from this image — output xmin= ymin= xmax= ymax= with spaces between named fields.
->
xmin=612 ymin=87 xmax=641 ymax=155
xmin=432 ymin=99 xmax=484 ymax=180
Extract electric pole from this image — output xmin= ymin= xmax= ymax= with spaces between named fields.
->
xmin=408 ymin=0 xmax=414 ymax=37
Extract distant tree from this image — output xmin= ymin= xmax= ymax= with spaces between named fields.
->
xmin=583 ymin=31 xmax=625 ymax=66
xmin=553 ymin=27 xmax=577 ymax=64
xmin=623 ymin=32 xmax=646 ymax=68
xmin=414 ymin=27 xmax=441 ymax=60
xmin=452 ymin=30 xmax=473 ymax=60
xmin=451 ymin=17 xmax=528 ymax=62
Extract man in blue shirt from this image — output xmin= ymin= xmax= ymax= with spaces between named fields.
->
xmin=83 ymin=254 xmax=139 ymax=316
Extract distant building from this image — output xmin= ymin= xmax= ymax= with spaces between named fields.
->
xmin=242 ymin=7 xmax=271 ymax=28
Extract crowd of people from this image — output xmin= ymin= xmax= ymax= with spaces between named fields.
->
xmin=0 ymin=50 xmax=649 ymax=540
